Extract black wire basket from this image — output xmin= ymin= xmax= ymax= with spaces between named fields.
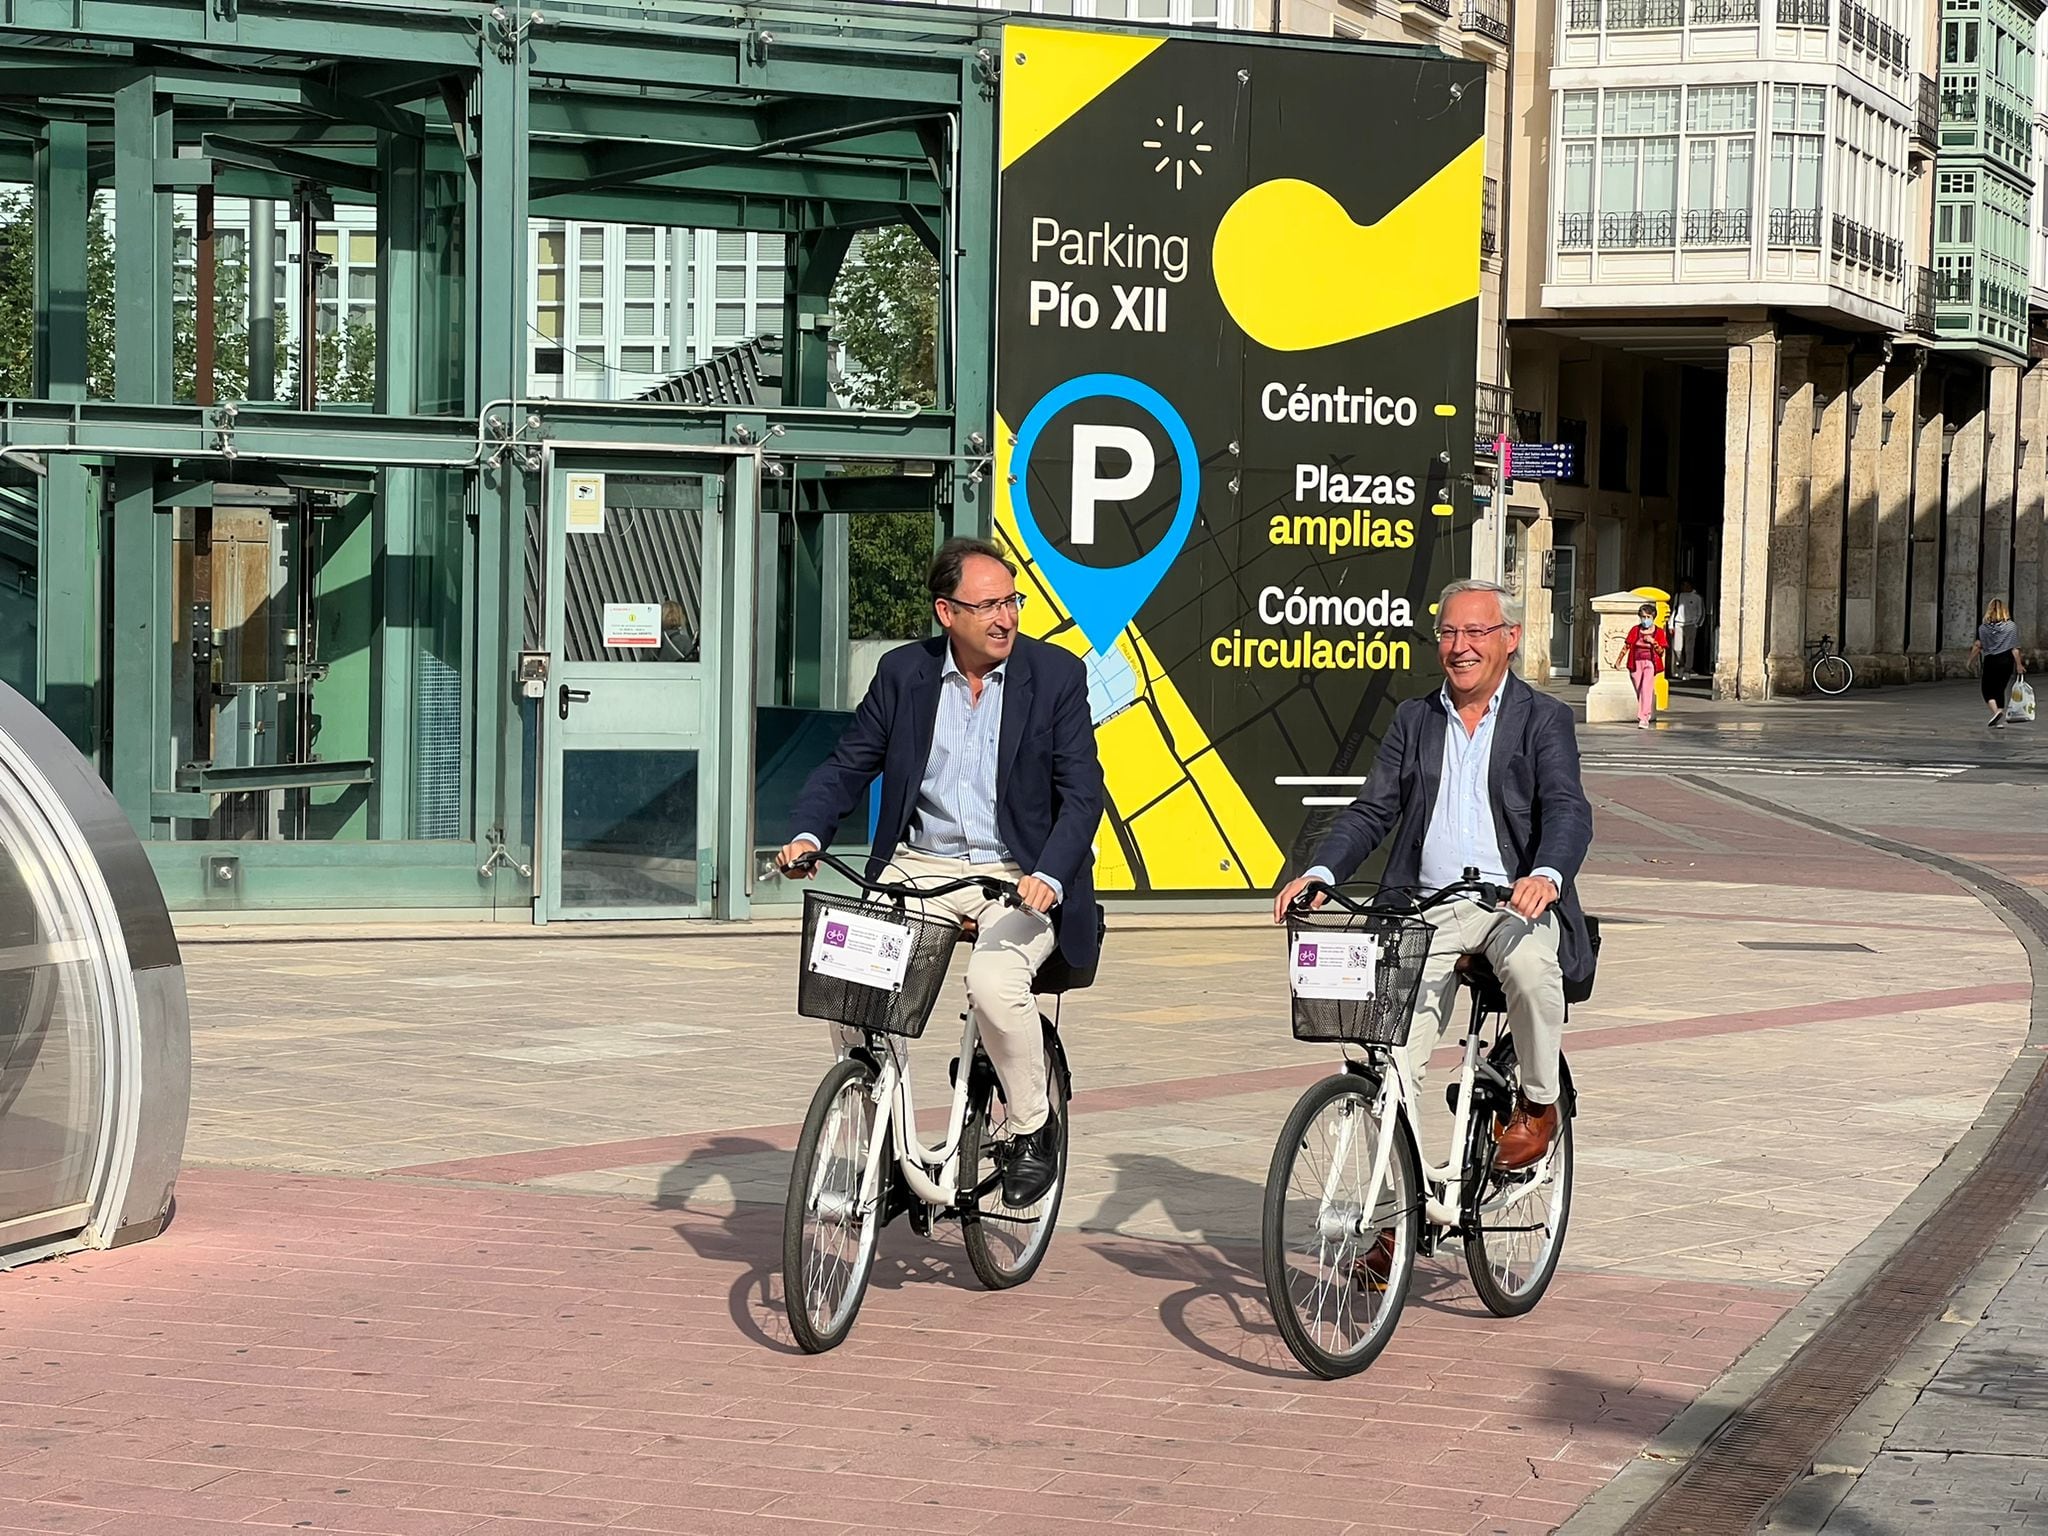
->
xmin=797 ymin=889 xmax=964 ymax=1040
xmin=1286 ymin=909 xmax=1435 ymax=1047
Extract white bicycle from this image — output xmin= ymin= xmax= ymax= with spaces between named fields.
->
xmin=1262 ymin=871 xmax=1594 ymax=1378
xmin=779 ymin=850 xmax=1089 ymax=1354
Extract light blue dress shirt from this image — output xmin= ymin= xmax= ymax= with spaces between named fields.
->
xmin=1309 ymin=680 xmax=1559 ymax=899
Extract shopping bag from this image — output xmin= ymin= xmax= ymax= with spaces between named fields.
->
xmin=2008 ymin=677 xmax=2036 ymax=723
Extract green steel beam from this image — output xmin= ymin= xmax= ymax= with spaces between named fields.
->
xmin=32 ymin=116 xmax=98 ymax=759
xmin=949 ymin=57 xmax=996 ymax=538
xmin=197 ymin=133 xmax=381 ymax=192
xmin=1 ymin=1 xmax=485 ymax=66
xmin=375 ymin=128 xmax=424 ymax=840
xmin=784 ymin=226 xmax=854 ymax=408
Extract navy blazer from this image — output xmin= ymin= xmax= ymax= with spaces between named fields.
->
xmin=787 ymin=635 xmax=1105 ymax=970
xmin=1306 ymin=673 xmax=1596 ymax=982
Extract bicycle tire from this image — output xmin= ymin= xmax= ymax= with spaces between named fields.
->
xmin=960 ymin=1019 xmax=1069 ymax=1290
xmin=1812 ymin=654 xmax=1853 ymax=695
xmin=1464 ymin=1043 xmax=1574 ymax=1318
xmin=783 ymin=1056 xmax=883 ymax=1353
xmin=1261 ymin=1072 xmax=1421 ymax=1379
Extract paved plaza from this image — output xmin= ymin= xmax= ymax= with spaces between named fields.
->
xmin=0 ymin=681 xmax=2043 ymax=1534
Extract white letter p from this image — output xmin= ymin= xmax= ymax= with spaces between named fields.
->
xmin=1069 ymin=425 xmax=1155 ymax=546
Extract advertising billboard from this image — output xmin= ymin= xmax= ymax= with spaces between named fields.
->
xmin=993 ymin=24 xmax=1486 ymax=893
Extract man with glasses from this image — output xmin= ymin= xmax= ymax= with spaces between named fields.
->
xmin=1272 ymin=579 xmax=1594 ymax=1172
xmin=779 ymin=537 xmax=1104 ymax=1207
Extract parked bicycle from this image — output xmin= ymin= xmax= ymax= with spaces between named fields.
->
xmin=1261 ymin=870 xmax=1594 ymax=1378
xmin=1808 ymin=634 xmax=1854 ymax=695
xmin=778 ymin=849 xmax=1087 ymax=1353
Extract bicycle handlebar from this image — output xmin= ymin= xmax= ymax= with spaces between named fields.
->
xmin=1291 ymin=866 xmax=1513 ymax=918
xmin=779 ymin=847 xmax=1023 ymax=907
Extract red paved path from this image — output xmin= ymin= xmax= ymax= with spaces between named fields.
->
xmin=0 ymin=1169 xmax=1791 ymax=1536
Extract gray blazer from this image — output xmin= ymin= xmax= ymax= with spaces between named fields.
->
xmin=1305 ymin=674 xmax=1597 ymax=982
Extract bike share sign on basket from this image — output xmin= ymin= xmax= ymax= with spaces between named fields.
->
xmin=808 ymin=907 xmax=915 ymax=991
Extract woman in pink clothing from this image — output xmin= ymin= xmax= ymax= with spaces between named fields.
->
xmin=1615 ymin=602 xmax=1667 ymax=728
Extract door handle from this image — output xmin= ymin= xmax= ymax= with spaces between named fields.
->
xmin=558 ymin=684 xmax=591 ymax=720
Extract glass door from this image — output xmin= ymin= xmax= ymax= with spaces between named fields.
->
xmin=1548 ymin=543 xmax=1578 ymax=680
xmin=541 ymin=464 xmax=723 ymax=919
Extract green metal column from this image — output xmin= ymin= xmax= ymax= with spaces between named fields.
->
xmin=32 ymin=118 xmax=98 ymax=759
xmin=784 ymin=227 xmax=854 ymax=408
xmin=112 ymin=79 xmax=175 ymax=837
xmin=472 ymin=30 xmax=531 ymax=897
xmin=951 ymin=66 xmax=997 ymax=542
xmin=718 ymin=453 xmax=759 ymax=921
xmin=788 ymin=512 xmax=850 ymax=709
xmin=375 ymin=129 xmax=425 ymax=839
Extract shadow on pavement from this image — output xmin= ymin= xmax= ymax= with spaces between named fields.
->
xmin=653 ymin=1136 xmax=983 ymax=1355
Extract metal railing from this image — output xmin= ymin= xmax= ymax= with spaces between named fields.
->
xmin=1942 ymin=87 xmax=1979 ymax=123
xmin=1830 ymin=214 xmax=1903 ymax=275
xmin=1461 ymin=0 xmax=1511 ymax=39
xmin=1915 ymin=74 xmax=1939 ymax=145
xmin=1558 ymin=210 xmax=1594 ymax=248
xmin=1933 ymin=265 xmax=1973 ymax=305
xmin=1766 ymin=207 xmax=1822 ymax=246
xmin=1683 ymin=207 xmax=1752 ymax=245
xmin=1605 ymin=0 xmax=1683 ymax=25
xmin=1482 ymin=177 xmax=1500 ymax=257
xmin=1408 ymin=0 xmax=1454 ymax=17
xmin=1837 ymin=0 xmax=1907 ymax=68
xmin=1476 ymin=383 xmax=1510 ymax=445
xmin=1599 ymin=209 xmax=1677 ymax=248
xmin=1777 ymin=0 xmax=1827 ymax=25
xmin=1905 ymin=265 xmax=1936 ymax=333
xmin=1690 ymin=0 xmax=1761 ymax=20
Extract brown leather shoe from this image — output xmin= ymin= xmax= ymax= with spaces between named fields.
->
xmin=1494 ymin=1097 xmax=1561 ymax=1172
xmin=1350 ymin=1231 xmax=1398 ymax=1293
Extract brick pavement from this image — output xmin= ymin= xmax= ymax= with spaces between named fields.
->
xmin=0 ymin=770 xmax=2032 ymax=1534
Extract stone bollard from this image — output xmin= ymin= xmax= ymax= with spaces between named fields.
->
xmin=1586 ymin=592 xmax=1653 ymax=723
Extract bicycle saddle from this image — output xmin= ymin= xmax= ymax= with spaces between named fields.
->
xmin=1454 ymin=953 xmax=1509 ymax=1015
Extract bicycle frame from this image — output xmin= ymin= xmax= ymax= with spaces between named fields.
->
xmin=848 ymin=1008 xmax=984 ymax=1215
xmin=1325 ymin=999 xmax=1562 ymax=1241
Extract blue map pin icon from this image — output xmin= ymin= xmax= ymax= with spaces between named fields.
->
xmin=1010 ymin=373 xmax=1201 ymax=657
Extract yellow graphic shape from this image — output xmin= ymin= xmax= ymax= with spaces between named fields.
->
xmin=1211 ymin=138 xmax=1486 ymax=351
xmin=993 ymin=413 xmax=1285 ymax=893
xmin=1000 ymin=23 xmax=1164 ymax=170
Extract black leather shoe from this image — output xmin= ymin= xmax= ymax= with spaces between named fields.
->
xmin=1000 ymin=1120 xmax=1059 ymax=1208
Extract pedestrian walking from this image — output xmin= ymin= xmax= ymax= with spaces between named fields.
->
xmin=1670 ymin=579 xmax=1706 ymax=680
xmin=1616 ymin=602 xmax=1667 ymax=729
xmin=1967 ymin=598 xmax=2027 ymax=729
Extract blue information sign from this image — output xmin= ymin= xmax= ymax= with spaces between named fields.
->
xmin=1505 ymin=442 xmax=1577 ymax=480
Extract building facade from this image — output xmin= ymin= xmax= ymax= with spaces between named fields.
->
xmin=1508 ymin=0 xmax=2048 ymax=692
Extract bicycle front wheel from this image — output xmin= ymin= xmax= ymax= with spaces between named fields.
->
xmin=1261 ymin=1072 xmax=1420 ymax=1379
xmin=1812 ymin=654 xmax=1853 ymax=695
xmin=961 ymin=1020 xmax=1069 ymax=1290
xmin=1465 ymin=1045 xmax=1574 ymax=1318
xmin=783 ymin=1055 xmax=883 ymax=1353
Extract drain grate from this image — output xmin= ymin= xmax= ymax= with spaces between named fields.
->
xmin=1738 ymin=941 xmax=1875 ymax=953
xmin=1620 ymin=780 xmax=2048 ymax=1536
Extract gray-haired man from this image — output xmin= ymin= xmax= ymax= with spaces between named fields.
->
xmin=1273 ymin=579 xmax=1595 ymax=1173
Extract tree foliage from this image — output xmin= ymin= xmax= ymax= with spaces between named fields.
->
xmin=834 ymin=226 xmax=941 ymax=639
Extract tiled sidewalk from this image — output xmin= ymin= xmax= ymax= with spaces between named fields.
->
xmin=0 ymin=774 xmax=2032 ymax=1534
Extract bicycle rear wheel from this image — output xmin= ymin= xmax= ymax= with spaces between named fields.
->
xmin=961 ymin=1020 xmax=1068 ymax=1290
xmin=1262 ymin=1072 xmax=1420 ymax=1379
xmin=783 ymin=1056 xmax=883 ymax=1353
xmin=1812 ymin=654 xmax=1853 ymax=695
xmin=1464 ymin=1044 xmax=1574 ymax=1318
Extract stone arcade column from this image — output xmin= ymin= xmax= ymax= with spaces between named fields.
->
xmin=1767 ymin=335 xmax=1817 ymax=694
xmin=2017 ymin=358 xmax=2048 ymax=647
xmin=1873 ymin=355 xmax=1919 ymax=682
xmin=1982 ymin=362 xmax=2021 ymax=621
xmin=1842 ymin=349 xmax=1885 ymax=663
xmin=1801 ymin=344 xmax=1851 ymax=685
xmin=1943 ymin=381 xmax=1989 ymax=674
xmin=1908 ymin=376 xmax=1946 ymax=675
xmin=1717 ymin=322 xmax=1780 ymax=700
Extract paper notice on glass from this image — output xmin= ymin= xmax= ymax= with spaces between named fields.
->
xmin=601 ymin=603 xmax=661 ymax=648
xmin=808 ymin=908 xmax=915 ymax=991
xmin=1290 ymin=934 xmax=1380 ymax=1001
xmin=565 ymin=472 xmax=606 ymax=534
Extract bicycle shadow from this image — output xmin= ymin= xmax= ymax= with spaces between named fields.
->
xmin=1077 ymin=1151 xmax=1479 ymax=1380
xmin=653 ymin=1135 xmax=984 ymax=1355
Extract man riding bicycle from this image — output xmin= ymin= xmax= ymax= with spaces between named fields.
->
xmin=1273 ymin=578 xmax=1594 ymax=1172
xmin=778 ymin=537 xmax=1104 ymax=1210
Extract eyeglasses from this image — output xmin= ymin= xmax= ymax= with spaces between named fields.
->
xmin=942 ymin=592 xmax=1028 ymax=619
xmin=1435 ymin=622 xmax=1512 ymax=644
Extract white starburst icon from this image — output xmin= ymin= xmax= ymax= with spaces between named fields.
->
xmin=1143 ymin=106 xmax=1213 ymax=191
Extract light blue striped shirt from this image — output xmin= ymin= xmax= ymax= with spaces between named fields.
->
xmin=910 ymin=648 xmax=1011 ymax=866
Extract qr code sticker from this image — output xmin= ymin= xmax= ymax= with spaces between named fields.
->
xmin=879 ymin=933 xmax=905 ymax=962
